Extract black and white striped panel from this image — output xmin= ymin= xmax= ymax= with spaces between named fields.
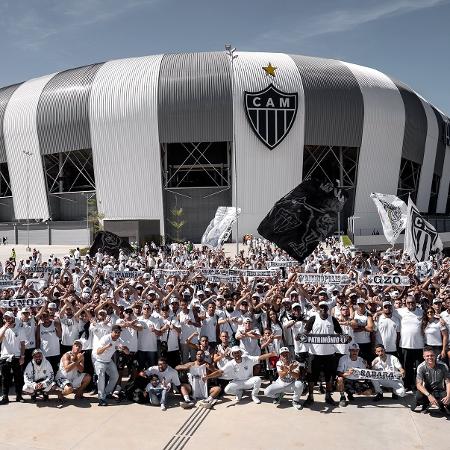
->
xmin=289 ymin=55 xmax=364 ymax=147
xmin=431 ymin=107 xmax=446 ymax=177
xmin=158 ymin=52 xmax=233 ymax=143
xmin=37 ymin=63 xmax=104 ymax=155
xmin=0 ymin=83 xmax=22 ymax=163
xmin=391 ymin=80 xmax=427 ymax=165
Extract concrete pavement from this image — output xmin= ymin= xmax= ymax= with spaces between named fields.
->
xmin=0 ymin=392 xmax=447 ymax=450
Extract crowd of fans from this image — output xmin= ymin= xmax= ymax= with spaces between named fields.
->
xmin=0 ymin=237 xmax=449 ymax=414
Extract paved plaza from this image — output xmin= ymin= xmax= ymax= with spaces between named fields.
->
xmin=1 ymin=391 xmax=448 ymax=450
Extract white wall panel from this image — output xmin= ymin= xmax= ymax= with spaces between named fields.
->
xmin=416 ymin=98 xmax=439 ymax=211
xmin=343 ymin=63 xmax=405 ymax=231
xmin=89 ymin=56 xmax=164 ymax=233
xmin=437 ymin=146 xmax=450 ymax=213
xmin=3 ymin=75 xmax=54 ymax=220
xmin=232 ymin=52 xmax=305 ymax=235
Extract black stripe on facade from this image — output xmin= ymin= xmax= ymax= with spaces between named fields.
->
xmin=36 ymin=63 xmax=104 ymax=155
xmin=289 ymin=55 xmax=364 ymax=147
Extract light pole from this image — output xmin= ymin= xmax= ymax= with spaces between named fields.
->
xmin=225 ymin=44 xmax=239 ymax=256
xmin=23 ymin=150 xmax=32 ymax=252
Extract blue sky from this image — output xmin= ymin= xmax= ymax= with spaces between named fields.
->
xmin=0 ymin=0 xmax=449 ymax=114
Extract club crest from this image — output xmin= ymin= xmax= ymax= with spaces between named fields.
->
xmin=244 ymin=84 xmax=298 ymax=150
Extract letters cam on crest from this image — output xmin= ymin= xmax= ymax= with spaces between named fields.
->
xmin=244 ymin=83 xmax=298 ymax=150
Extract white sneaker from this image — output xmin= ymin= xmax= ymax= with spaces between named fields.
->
xmin=235 ymin=391 xmax=243 ymax=403
xmin=251 ymin=395 xmax=261 ymax=404
xmin=160 ymin=403 xmax=167 ymax=411
xmin=292 ymin=400 xmax=303 ymax=410
xmin=198 ymin=400 xmax=212 ymax=409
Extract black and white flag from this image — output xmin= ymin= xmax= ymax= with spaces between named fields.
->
xmin=404 ymin=197 xmax=442 ymax=262
xmin=201 ymin=207 xmax=241 ymax=248
xmin=370 ymin=193 xmax=407 ymax=245
xmin=89 ymin=231 xmax=134 ymax=259
xmin=257 ymin=178 xmax=346 ymax=263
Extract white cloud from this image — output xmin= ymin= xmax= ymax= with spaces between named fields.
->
xmin=4 ymin=0 xmax=158 ymax=50
xmin=259 ymin=0 xmax=449 ymax=44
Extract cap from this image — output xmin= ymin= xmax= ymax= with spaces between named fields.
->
xmin=279 ymin=347 xmax=290 ymax=354
xmin=290 ymin=291 xmax=298 ymax=296
xmin=281 ymin=298 xmax=292 ymax=303
xmin=318 ymin=290 xmax=327 ymax=295
xmin=349 ymin=343 xmax=360 ymax=350
xmin=48 ymin=302 xmax=57 ymax=309
xmin=356 ymin=298 xmax=366 ymax=304
xmin=183 ymin=290 xmax=191 ymax=296
xmin=196 ymin=290 xmax=205 ymax=296
xmin=3 ymin=311 xmax=14 ymax=318
xmin=433 ymin=298 xmax=443 ymax=304
xmin=170 ymin=297 xmax=179 ymax=304
xmin=20 ymin=307 xmax=31 ymax=314
xmin=243 ymin=317 xmax=252 ymax=323
xmin=382 ymin=301 xmax=392 ymax=307
xmin=148 ymin=290 xmax=156 ymax=295
xmin=32 ymin=348 xmax=43 ymax=356
xmin=256 ymin=282 xmax=264 ymax=287
xmin=251 ymin=292 xmax=260 ymax=298
xmin=318 ymin=301 xmax=328 ymax=307
xmin=291 ymin=302 xmax=301 ymax=309
xmin=205 ymin=287 xmax=212 ymax=293
xmin=231 ymin=346 xmax=242 ymax=353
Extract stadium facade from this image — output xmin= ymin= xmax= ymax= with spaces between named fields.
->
xmin=0 ymin=51 xmax=449 ymax=246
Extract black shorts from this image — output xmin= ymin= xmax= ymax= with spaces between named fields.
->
xmin=309 ymin=354 xmax=337 ymax=383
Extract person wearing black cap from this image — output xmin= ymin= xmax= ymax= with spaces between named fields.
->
xmin=0 ymin=311 xmax=26 ymax=404
xmin=304 ymin=301 xmax=344 ymax=407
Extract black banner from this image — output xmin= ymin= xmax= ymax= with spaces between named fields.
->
xmin=89 ymin=231 xmax=134 ymax=259
xmin=257 ymin=178 xmax=346 ymax=263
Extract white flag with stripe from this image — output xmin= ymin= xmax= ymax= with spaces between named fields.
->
xmin=201 ymin=207 xmax=241 ymax=248
xmin=404 ymin=197 xmax=443 ymax=262
xmin=370 ymin=193 xmax=407 ymax=245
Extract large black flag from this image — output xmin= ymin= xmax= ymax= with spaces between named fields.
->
xmin=89 ymin=231 xmax=134 ymax=258
xmin=257 ymin=178 xmax=346 ymax=263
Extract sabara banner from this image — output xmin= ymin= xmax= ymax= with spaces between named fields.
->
xmin=0 ymin=297 xmax=47 ymax=309
xmin=366 ymin=274 xmax=410 ymax=286
xmin=201 ymin=207 xmax=241 ymax=248
xmin=296 ymin=273 xmax=351 ymax=285
xmin=351 ymin=368 xmax=402 ymax=381
xmin=258 ymin=178 xmax=346 ymax=264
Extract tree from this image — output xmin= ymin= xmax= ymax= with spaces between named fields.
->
xmin=168 ymin=207 xmax=185 ymax=242
xmin=88 ymin=197 xmax=105 ymax=235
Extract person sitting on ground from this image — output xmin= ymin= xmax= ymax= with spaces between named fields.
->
xmin=176 ymin=349 xmax=221 ymax=410
xmin=23 ymin=349 xmax=62 ymax=403
xmin=55 ymin=340 xmax=92 ymax=401
xmin=264 ymin=347 xmax=305 ymax=410
xmin=411 ymin=346 xmax=450 ymax=415
xmin=371 ymin=343 xmax=406 ymax=401
xmin=336 ymin=343 xmax=373 ymax=407
xmin=144 ymin=374 xmax=171 ymax=411
xmin=204 ymin=346 xmax=276 ymax=404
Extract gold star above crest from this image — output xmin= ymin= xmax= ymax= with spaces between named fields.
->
xmin=262 ymin=62 xmax=277 ymax=77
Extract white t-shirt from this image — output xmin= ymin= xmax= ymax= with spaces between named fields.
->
xmin=60 ymin=317 xmax=82 ymax=346
xmin=160 ymin=318 xmax=181 ymax=352
xmin=276 ymin=359 xmax=300 ymax=385
xmin=39 ymin=322 xmax=60 ymax=357
xmin=120 ymin=326 xmax=138 ymax=353
xmin=237 ymin=326 xmax=261 ymax=356
xmin=371 ymin=354 xmax=402 ymax=372
xmin=376 ymin=314 xmax=400 ymax=353
xmin=91 ymin=321 xmax=113 ymax=355
xmin=353 ymin=311 xmax=371 ymax=344
xmin=1 ymin=326 xmax=26 ymax=357
xmin=307 ymin=315 xmax=337 ymax=356
xmin=144 ymin=365 xmax=181 ymax=386
xmin=397 ymin=308 xmax=424 ymax=349
xmin=222 ymin=355 xmax=260 ymax=381
xmin=96 ymin=334 xmax=124 ymax=363
xmin=137 ymin=316 xmax=162 ymax=352
xmin=424 ymin=320 xmax=446 ymax=346
xmin=337 ymin=354 xmax=366 ymax=380
xmin=200 ymin=314 xmax=219 ymax=343
xmin=20 ymin=318 xmax=36 ymax=349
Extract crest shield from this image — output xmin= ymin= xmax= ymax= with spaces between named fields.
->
xmin=244 ymin=84 xmax=298 ymax=150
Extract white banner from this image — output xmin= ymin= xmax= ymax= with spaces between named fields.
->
xmin=153 ymin=269 xmax=190 ymax=277
xmin=267 ymin=260 xmax=298 ymax=268
xmin=0 ymin=279 xmax=21 ymax=287
xmin=109 ymin=270 xmax=142 ymax=279
xmin=366 ymin=274 xmax=410 ymax=286
xmin=23 ymin=267 xmax=54 ymax=273
xmin=0 ymin=297 xmax=47 ymax=309
xmin=201 ymin=207 xmax=241 ymax=248
xmin=370 ymin=193 xmax=407 ymax=245
xmin=404 ymin=197 xmax=443 ymax=262
xmin=206 ymin=275 xmax=241 ymax=284
xmin=296 ymin=273 xmax=351 ymax=285
xmin=352 ymin=368 xmax=402 ymax=381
